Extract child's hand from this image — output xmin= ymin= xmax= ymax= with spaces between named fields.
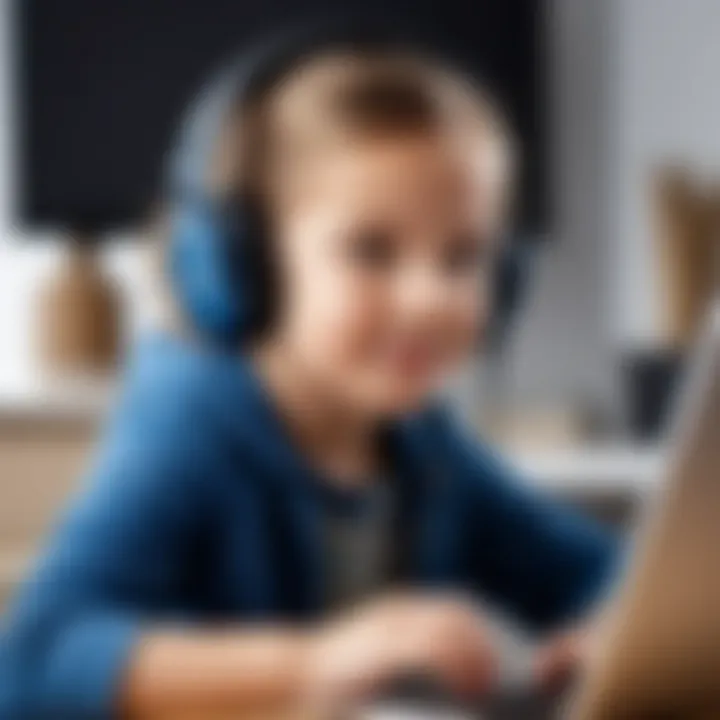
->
xmin=302 ymin=593 xmax=498 ymax=711
xmin=533 ymin=625 xmax=593 ymax=692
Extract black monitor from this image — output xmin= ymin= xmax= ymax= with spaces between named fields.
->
xmin=16 ymin=0 xmax=546 ymax=235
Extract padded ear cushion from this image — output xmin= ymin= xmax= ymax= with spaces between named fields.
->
xmin=487 ymin=240 xmax=536 ymax=352
xmin=169 ymin=200 xmax=252 ymax=347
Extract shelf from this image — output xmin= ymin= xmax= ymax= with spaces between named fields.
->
xmin=0 ymin=380 xmax=113 ymax=424
xmin=0 ymin=385 xmax=663 ymax=495
xmin=509 ymin=445 xmax=664 ymax=494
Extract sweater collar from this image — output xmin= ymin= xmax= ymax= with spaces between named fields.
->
xmin=128 ymin=331 xmax=434 ymax=512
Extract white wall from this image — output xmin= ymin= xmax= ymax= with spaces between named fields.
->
xmin=508 ymin=0 xmax=720 ymax=413
xmin=607 ymin=0 xmax=720 ymax=347
xmin=506 ymin=0 xmax=615 ymax=410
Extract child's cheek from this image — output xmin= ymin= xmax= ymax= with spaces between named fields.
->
xmin=321 ymin=272 xmax=391 ymax=364
xmin=286 ymin=259 xmax=379 ymax=365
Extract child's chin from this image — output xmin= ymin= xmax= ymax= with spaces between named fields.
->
xmin=365 ymin=381 xmax=438 ymax=417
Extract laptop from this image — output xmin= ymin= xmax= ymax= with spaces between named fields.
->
xmin=567 ymin=301 xmax=720 ymax=718
xmin=365 ymin=300 xmax=720 ymax=719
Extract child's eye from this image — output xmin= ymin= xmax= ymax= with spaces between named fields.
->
xmin=346 ymin=229 xmax=397 ymax=269
xmin=443 ymin=235 xmax=488 ymax=275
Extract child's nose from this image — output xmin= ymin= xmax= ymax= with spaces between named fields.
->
xmin=393 ymin=264 xmax=454 ymax=321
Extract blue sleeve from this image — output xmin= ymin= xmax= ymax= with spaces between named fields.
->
xmin=0 ymin=433 xmax=207 ymax=719
xmin=442 ymin=415 xmax=620 ymax=633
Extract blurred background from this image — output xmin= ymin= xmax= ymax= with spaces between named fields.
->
xmin=0 ymin=0 xmax=719 ymax=609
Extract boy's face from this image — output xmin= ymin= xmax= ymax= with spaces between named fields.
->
xmin=272 ymin=132 xmax=509 ymax=416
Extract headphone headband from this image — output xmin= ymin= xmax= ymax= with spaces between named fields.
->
xmin=169 ymin=20 xmax=411 ymax=204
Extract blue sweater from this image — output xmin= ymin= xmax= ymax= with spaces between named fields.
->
xmin=0 ymin=332 xmax=617 ymax=718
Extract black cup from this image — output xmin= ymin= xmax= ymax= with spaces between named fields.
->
xmin=623 ymin=350 xmax=684 ymax=441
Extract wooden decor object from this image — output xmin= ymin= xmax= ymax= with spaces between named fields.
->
xmin=653 ymin=168 xmax=720 ymax=350
xmin=36 ymin=239 xmax=122 ymax=377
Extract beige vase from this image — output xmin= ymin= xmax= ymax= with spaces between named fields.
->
xmin=654 ymin=168 xmax=720 ymax=350
xmin=37 ymin=242 xmax=122 ymax=378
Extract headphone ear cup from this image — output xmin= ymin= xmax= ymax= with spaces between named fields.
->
xmin=169 ymin=202 xmax=249 ymax=346
xmin=487 ymin=241 xmax=536 ymax=353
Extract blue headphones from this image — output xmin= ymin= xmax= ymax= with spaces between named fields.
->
xmin=167 ymin=24 xmax=534 ymax=351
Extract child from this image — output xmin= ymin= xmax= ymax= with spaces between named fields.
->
xmin=0 ymin=35 xmax=617 ymax=719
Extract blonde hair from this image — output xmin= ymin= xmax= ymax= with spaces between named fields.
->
xmin=219 ymin=49 xmax=515 ymax=208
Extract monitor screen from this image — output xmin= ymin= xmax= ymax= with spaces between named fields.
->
xmin=16 ymin=0 xmax=545 ymax=234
